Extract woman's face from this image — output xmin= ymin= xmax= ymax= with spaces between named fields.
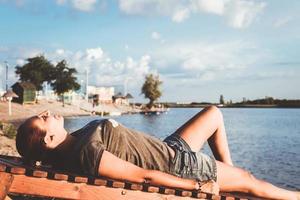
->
xmin=35 ymin=110 xmax=67 ymax=149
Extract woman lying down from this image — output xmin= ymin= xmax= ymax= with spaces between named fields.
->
xmin=16 ymin=106 xmax=300 ymax=200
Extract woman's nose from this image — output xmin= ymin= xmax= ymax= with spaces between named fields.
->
xmin=38 ymin=110 xmax=49 ymax=117
xmin=45 ymin=110 xmax=51 ymax=116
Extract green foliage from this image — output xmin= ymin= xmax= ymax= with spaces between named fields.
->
xmin=141 ymin=73 xmax=162 ymax=108
xmin=15 ymin=55 xmax=81 ymax=106
xmin=0 ymin=122 xmax=17 ymax=139
xmin=50 ymin=60 xmax=80 ymax=105
xmin=15 ymin=55 xmax=55 ymax=90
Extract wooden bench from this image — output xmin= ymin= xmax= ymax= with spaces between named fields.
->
xmin=0 ymin=155 xmax=263 ymax=200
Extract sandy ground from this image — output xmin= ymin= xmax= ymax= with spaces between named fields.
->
xmin=0 ymin=100 xmax=90 ymax=126
xmin=0 ymin=100 xmax=91 ymax=156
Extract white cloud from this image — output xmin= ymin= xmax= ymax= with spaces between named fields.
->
xmin=44 ymin=47 xmax=152 ymax=87
xmin=172 ymin=8 xmax=190 ymax=23
xmin=273 ymin=16 xmax=293 ymax=28
xmin=118 ymin=0 xmax=171 ymax=15
xmin=118 ymin=0 xmax=266 ymax=28
xmin=72 ymin=0 xmax=97 ymax=12
xmin=192 ymin=0 xmax=224 ymax=15
xmin=151 ymin=40 xmax=261 ymax=81
xmin=151 ymin=31 xmax=166 ymax=44
xmin=151 ymin=31 xmax=161 ymax=40
xmin=86 ymin=48 xmax=104 ymax=60
xmin=56 ymin=0 xmax=97 ymax=12
xmin=225 ymin=0 xmax=266 ymax=29
xmin=55 ymin=49 xmax=65 ymax=55
xmin=16 ymin=59 xmax=25 ymax=66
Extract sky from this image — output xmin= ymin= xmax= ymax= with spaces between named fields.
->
xmin=0 ymin=0 xmax=300 ymax=103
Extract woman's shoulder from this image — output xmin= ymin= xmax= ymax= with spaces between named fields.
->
xmin=70 ymin=119 xmax=106 ymax=137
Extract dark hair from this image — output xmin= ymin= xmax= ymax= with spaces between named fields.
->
xmin=16 ymin=116 xmax=49 ymax=163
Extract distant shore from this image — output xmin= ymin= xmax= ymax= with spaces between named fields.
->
xmin=163 ymin=103 xmax=300 ymax=109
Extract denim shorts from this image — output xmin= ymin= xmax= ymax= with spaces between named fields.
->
xmin=164 ymin=134 xmax=217 ymax=182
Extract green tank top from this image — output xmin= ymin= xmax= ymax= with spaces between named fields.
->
xmin=67 ymin=119 xmax=173 ymax=176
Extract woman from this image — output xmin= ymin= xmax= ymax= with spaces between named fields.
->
xmin=16 ymin=106 xmax=299 ymax=200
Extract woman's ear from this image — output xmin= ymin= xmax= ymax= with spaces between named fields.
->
xmin=43 ymin=135 xmax=52 ymax=145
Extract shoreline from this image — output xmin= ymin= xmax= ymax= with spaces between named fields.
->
xmin=164 ymin=104 xmax=300 ymax=109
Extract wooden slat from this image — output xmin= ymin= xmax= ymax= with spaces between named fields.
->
xmin=0 ymin=172 xmax=14 ymax=200
xmin=131 ymin=183 xmax=143 ymax=191
xmin=112 ymin=181 xmax=125 ymax=188
xmin=74 ymin=176 xmax=88 ymax=183
xmin=94 ymin=178 xmax=107 ymax=186
xmin=164 ymin=188 xmax=176 ymax=195
xmin=147 ymin=186 xmax=159 ymax=193
xmin=32 ymin=170 xmax=48 ymax=178
xmin=53 ymin=173 xmax=68 ymax=181
xmin=0 ymin=164 xmax=6 ymax=172
xmin=10 ymin=167 xmax=25 ymax=175
xmin=8 ymin=174 xmax=203 ymax=200
xmin=0 ymin=155 xmax=262 ymax=200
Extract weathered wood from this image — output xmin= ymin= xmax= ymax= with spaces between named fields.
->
xmin=53 ymin=173 xmax=69 ymax=181
xmin=0 ymin=172 xmax=14 ymax=200
xmin=94 ymin=178 xmax=107 ymax=186
xmin=32 ymin=170 xmax=48 ymax=178
xmin=10 ymin=167 xmax=25 ymax=175
xmin=112 ymin=181 xmax=125 ymax=188
xmin=74 ymin=176 xmax=88 ymax=183
xmin=0 ymin=164 xmax=6 ymax=172
xmin=131 ymin=183 xmax=143 ymax=191
xmin=8 ymin=174 xmax=202 ymax=200
xmin=0 ymin=155 xmax=265 ymax=200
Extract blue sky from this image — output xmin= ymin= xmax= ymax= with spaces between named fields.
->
xmin=0 ymin=0 xmax=299 ymax=103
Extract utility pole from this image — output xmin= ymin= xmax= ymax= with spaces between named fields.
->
xmin=124 ymin=77 xmax=132 ymax=95
xmin=85 ymin=69 xmax=89 ymax=100
xmin=4 ymin=61 xmax=8 ymax=91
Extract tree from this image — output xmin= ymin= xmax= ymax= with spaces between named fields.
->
xmin=141 ymin=73 xmax=162 ymax=108
xmin=50 ymin=60 xmax=80 ymax=106
xmin=15 ymin=55 xmax=54 ymax=90
xmin=219 ymin=95 xmax=225 ymax=105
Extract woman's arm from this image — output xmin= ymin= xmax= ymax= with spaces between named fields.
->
xmin=98 ymin=150 xmax=197 ymax=190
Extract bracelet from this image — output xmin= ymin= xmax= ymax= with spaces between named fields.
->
xmin=195 ymin=179 xmax=202 ymax=191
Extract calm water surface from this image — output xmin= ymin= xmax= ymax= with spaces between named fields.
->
xmin=64 ymin=108 xmax=300 ymax=190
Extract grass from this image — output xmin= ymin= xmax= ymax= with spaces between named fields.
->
xmin=0 ymin=121 xmax=17 ymax=139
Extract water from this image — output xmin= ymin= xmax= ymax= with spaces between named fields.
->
xmin=64 ymin=108 xmax=300 ymax=190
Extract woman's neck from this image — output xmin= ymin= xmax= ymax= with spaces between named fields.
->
xmin=55 ymin=134 xmax=77 ymax=155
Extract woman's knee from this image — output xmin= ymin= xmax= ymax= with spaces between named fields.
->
xmin=204 ymin=105 xmax=223 ymax=120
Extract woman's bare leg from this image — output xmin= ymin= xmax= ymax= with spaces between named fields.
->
xmin=174 ymin=105 xmax=233 ymax=165
xmin=173 ymin=105 xmax=299 ymax=199
xmin=216 ymin=161 xmax=298 ymax=200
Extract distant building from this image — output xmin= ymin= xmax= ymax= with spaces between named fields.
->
xmin=87 ymin=86 xmax=115 ymax=104
xmin=61 ymin=90 xmax=82 ymax=104
xmin=12 ymin=82 xmax=36 ymax=104
xmin=113 ymin=92 xmax=133 ymax=105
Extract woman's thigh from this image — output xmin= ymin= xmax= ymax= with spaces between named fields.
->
xmin=215 ymin=160 xmax=253 ymax=193
xmin=172 ymin=106 xmax=221 ymax=152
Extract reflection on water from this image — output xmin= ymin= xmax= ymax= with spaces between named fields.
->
xmin=65 ymin=108 xmax=300 ymax=190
